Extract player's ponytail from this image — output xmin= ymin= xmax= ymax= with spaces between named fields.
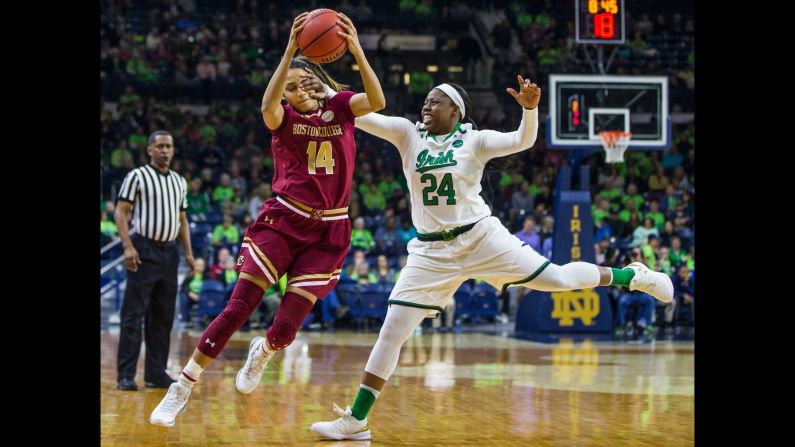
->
xmin=291 ymin=56 xmax=350 ymax=92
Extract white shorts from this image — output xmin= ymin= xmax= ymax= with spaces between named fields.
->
xmin=388 ymin=216 xmax=551 ymax=315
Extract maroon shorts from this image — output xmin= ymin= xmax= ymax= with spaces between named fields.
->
xmin=234 ymin=197 xmax=351 ymax=300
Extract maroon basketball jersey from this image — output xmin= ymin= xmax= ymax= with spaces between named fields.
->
xmin=269 ymin=90 xmax=357 ymax=210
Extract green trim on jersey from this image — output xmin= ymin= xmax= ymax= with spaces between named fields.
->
xmin=427 ymin=122 xmax=461 ymax=143
xmin=388 ymin=299 xmax=444 ymax=312
xmin=499 ymin=260 xmax=552 ymax=295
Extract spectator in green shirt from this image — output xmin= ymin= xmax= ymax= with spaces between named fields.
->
xmin=351 ymin=217 xmax=375 ymax=252
xmin=658 ymin=247 xmax=673 ymax=275
xmin=377 ymin=173 xmax=401 ymax=199
xmin=110 ymin=140 xmax=134 ymax=169
xmin=641 ymin=234 xmax=660 ymax=269
xmin=211 ymin=214 xmax=240 ymax=247
xmin=248 ymin=59 xmax=271 ymax=88
xmin=398 ymin=0 xmax=417 ymax=13
xmin=645 ymin=199 xmax=666 ymax=231
xmin=537 ymin=39 xmax=560 ymax=67
xmin=619 ymin=198 xmax=640 ymax=223
xmin=415 ymin=0 xmax=437 ymax=20
xmin=669 ymin=236 xmax=688 ymax=267
xmin=363 ymin=183 xmax=386 ymax=215
xmin=187 ymin=178 xmax=210 ymax=222
xmin=199 ymin=117 xmax=217 ymax=141
xmin=128 ymin=126 xmax=148 ymax=153
xmin=628 ymin=151 xmax=654 ymax=179
xmin=529 ymin=173 xmax=544 ymax=196
xmin=179 ymin=258 xmax=206 ymax=324
xmin=357 ymin=174 xmax=375 ymax=196
xmin=409 ymin=69 xmax=434 ymax=109
xmin=621 ymin=182 xmax=645 ymax=210
xmin=599 ymin=178 xmax=623 ymax=212
xmin=592 ymin=196 xmax=611 ymax=227
xmin=350 ymin=262 xmax=378 ymax=286
xmin=100 ymin=211 xmax=118 ymax=237
xmin=212 ymin=173 xmax=234 ymax=204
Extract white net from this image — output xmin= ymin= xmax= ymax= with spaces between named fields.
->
xmin=599 ymin=131 xmax=632 ymax=163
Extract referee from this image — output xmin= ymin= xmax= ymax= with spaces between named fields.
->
xmin=114 ymin=130 xmax=195 ymax=391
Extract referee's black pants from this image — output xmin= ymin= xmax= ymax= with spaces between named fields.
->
xmin=117 ymin=234 xmax=179 ymax=384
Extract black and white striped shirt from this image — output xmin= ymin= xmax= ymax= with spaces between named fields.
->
xmin=117 ymin=165 xmax=188 ymax=242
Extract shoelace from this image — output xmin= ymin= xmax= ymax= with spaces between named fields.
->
xmin=245 ymin=349 xmax=271 ymax=380
xmin=332 ymin=403 xmax=349 ymax=418
xmin=159 ymin=387 xmax=187 ymax=413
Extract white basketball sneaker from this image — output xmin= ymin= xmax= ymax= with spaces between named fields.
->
xmin=236 ymin=336 xmax=273 ymax=394
xmin=311 ymin=403 xmax=371 ymax=440
xmin=150 ymin=381 xmax=191 ymax=427
xmin=627 ymin=262 xmax=674 ymax=303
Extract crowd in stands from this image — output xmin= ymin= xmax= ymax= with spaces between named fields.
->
xmin=101 ymin=0 xmax=694 ymax=338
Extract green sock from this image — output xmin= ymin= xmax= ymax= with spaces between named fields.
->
xmin=610 ymin=267 xmax=635 ymax=287
xmin=350 ymin=385 xmax=379 ymax=421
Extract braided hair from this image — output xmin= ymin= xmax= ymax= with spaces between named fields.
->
xmin=290 ymin=56 xmax=349 ymax=92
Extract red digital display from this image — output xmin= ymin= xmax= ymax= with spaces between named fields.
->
xmin=594 ymin=13 xmax=614 ymax=39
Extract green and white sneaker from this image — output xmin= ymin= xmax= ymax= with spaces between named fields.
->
xmin=310 ymin=403 xmax=371 ymax=440
xmin=627 ymin=262 xmax=674 ymax=303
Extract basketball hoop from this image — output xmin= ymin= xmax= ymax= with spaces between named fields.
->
xmin=599 ymin=131 xmax=632 ymax=163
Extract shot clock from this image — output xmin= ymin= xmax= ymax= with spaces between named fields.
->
xmin=576 ymin=0 xmax=625 ymax=44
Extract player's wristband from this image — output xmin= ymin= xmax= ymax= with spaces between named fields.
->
xmin=324 ymin=84 xmax=337 ymax=98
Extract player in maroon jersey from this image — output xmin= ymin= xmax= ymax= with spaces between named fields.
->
xmin=151 ymin=11 xmax=385 ymax=427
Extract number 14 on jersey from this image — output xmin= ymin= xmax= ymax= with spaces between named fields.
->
xmin=307 ymin=141 xmax=335 ymax=175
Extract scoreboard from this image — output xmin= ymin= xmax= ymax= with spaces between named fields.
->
xmin=575 ymin=0 xmax=625 ymax=44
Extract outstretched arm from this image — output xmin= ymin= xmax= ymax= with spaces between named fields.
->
xmin=354 ymin=113 xmax=415 ymax=155
xmin=335 ymin=13 xmax=386 ymax=116
xmin=474 ymin=75 xmax=541 ymax=161
xmin=299 ymin=71 xmax=412 ymax=154
xmin=261 ymin=13 xmax=309 ymax=130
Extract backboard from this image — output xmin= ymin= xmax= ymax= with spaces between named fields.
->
xmin=547 ymin=74 xmax=669 ymax=150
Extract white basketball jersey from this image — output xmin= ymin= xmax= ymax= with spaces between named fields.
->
xmin=355 ymin=108 xmax=538 ymax=234
xmin=401 ymin=122 xmax=490 ymax=233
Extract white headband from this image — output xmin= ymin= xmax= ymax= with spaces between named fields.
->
xmin=434 ymin=83 xmax=465 ymax=120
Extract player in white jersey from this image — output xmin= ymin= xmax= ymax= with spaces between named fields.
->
xmin=303 ymin=75 xmax=674 ymax=440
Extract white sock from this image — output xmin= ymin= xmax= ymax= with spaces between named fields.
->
xmin=179 ymin=358 xmax=204 ymax=388
xmin=261 ymin=337 xmax=276 ymax=356
xmin=360 ymin=383 xmax=381 ymax=399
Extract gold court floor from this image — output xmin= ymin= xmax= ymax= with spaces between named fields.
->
xmin=100 ymin=329 xmax=694 ymax=446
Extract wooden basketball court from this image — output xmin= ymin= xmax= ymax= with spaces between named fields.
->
xmin=100 ymin=329 xmax=694 ymax=445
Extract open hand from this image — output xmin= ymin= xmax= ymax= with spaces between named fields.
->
xmin=506 ymin=75 xmax=541 ymax=110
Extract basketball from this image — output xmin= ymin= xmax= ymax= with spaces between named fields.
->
xmin=297 ymin=9 xmax=348 ymax=64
